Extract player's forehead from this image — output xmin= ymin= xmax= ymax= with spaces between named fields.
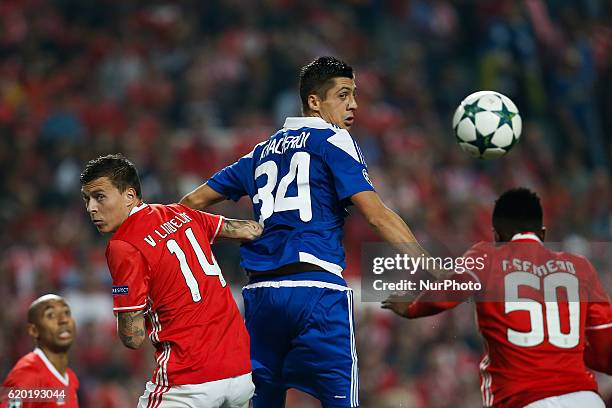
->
xmin=329 ymin=77 xmax=356 ymax=93
xmin=40 ymin=299 xmax=70 ymax=313
xmin=30 ymin=297 xmax=70 ymax=321
xmin=81 ymin=176 xmax=117 ymax=195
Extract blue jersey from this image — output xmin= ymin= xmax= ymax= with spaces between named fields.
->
xmin=207 ymin=116 xmax=375 ymax=276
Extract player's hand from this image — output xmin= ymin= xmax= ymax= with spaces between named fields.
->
xmin=381 ymin=292 xmax=416 ymax=318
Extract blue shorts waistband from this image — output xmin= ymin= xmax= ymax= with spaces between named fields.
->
xmin=247 ymin=271 xmax=347 ymax=287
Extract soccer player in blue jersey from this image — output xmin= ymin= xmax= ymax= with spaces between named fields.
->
xmin=181 ymin=56 xmax=427 ymax=408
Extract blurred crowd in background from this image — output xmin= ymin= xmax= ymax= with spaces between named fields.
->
xmin=0 ymin=0 xmax=611 ymax=407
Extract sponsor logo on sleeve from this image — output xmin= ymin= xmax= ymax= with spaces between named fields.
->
xmin=112 ymin=285 xmax=129 ymax=296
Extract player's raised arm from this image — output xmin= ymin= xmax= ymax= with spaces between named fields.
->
xmin=351 ymin=191 xmax=448 ymax=279
xmin=180 ymin=183 xmax=226 ymax=210
xmin=218 ymin=218 xmax=263 ymax=241
xmin=116 ymin=310 xmax=146 ymax=349
xmin=381 ymin=291 xmax=463 ymax=318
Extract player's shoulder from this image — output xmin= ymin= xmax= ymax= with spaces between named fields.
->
xmin=282 ymin=116 xmax=339 ymax=133
xmin=106 ymin=237 xmax=140 ymax=259
xmin=244 ymin=138 xmax=270 ymax=161
xmin=3 ymin=352 xmax=43 ymax=386
xmin=281 ymin=117 xmax=342 ymax=143
xmin=170 ymin=203 xmax=220 ymax=224
xmin=554 ymin=249 xmax=596 ymax=277
xmin=164 ymin=202 xmax=192 ymax=215
xmin=111 ymin=203 xmax=155 ymax=239
xmin=465 ymin=241 xmax=495 ymax=255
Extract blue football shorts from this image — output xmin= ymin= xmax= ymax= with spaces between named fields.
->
xmin=242 ymin=271 xmax=359 ymax=408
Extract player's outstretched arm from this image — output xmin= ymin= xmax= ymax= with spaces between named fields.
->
xmin=351 ymin=191 xmax=448 ymax=279
xmin=382 ymin=292 xmax=463 ymax=318
xmin=180 ymin=184 xmax=226 ymax=210
xmin=218 ymin=218 xmax=263 ymax=241
xmin=117 ymin=310 xmax=146 ymax=349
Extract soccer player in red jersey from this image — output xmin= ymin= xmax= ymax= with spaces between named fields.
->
xmin=79 ymin=154 xmax=262 ymax=408
xmin=383 ymin=188 xmax=612 ymax=408
xmin=1 ymin=294 xmax=79 ymax=408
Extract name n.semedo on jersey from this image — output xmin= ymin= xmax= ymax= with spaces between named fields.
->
xmin=503 ymin=257 xmax=576 ymax=276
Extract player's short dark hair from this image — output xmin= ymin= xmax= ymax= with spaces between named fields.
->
xmin=492 ymin=188 xmax=543 ymax=240
xmin=80 ymin=154 xmax=142 ymax=198
xmin=299 ymin=56 xmax=354 ymax=114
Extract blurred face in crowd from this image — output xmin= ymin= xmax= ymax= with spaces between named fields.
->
xmin=309 ymin=77 xmax=358 ymax=130
xmin=81 ymin=176 xmax=138 ymax=233
xmin=28 ymin=295 xmax=76 ymax=353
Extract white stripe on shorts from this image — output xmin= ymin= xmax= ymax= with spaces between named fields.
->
xmin=243 ymin=280 xmax=349 ymax=291
xmin=347 ymin=291 xmax=359 ymax=407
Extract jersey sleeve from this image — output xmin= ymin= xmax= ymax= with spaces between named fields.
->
xmin=3 ymin=366 xmax=40 ymax=387
xmin=584 ymin=260 xmax=612 ymax=330
xmin=206 ymin=151 xmax=254 ymax=202
xmin=321 ymin=129 xmax=375 ymax=201
xmin=106 ymin=240 xmax=149 ymax=312
xmin=2 ymin=366 xmax=38 ymax=408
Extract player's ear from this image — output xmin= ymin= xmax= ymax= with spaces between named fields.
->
xmin=539 ymin=227 xmax=546 ymax=242
xmin=27 ymin=323 xmax=39 ymax=339
xmin=124 ymin=187 xmax=137 ymax=206
xmin=307 ymin=94 xmax=321 ymax=113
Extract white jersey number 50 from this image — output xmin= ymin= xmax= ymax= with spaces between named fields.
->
xmin=253 ymin=152 xmax=312 ymax=224
xmin=504 ymin=271 xmax=580 ymax=348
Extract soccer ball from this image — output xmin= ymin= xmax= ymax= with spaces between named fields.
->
xmin=452 ymin=91 xmax=522 ymax=159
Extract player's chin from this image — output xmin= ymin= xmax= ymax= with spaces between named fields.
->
xmin=95 ymin=223 xmax=111 ymax=233
xmin=342 ymin=118 xmax=354 ymax=129
xmin=51 ymin=338 xmax=74 ymax=352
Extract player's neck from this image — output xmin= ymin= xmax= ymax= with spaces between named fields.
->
xmin=40 ymin=346 xmax=69 ymax=376
xmin=305 ymin=112 xmax=323 ymax=121
xmin=128 ymin=200 xmax=145 ymax=215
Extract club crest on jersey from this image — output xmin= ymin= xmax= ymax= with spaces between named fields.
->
xmin=112 ymin=285 xmax=129 ymax=296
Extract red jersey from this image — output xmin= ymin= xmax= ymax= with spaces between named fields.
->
xmin=1 ymin=348 xmax=79 ymax=407
xmin=407 ymin=233 xmax=612 ymax=407
xmin=106 ymin=203 xmax=251 ymax=386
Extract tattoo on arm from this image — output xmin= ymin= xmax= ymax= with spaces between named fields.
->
xmin=117 ymin=310 xmax=146 ymax=349
xmin=219 ymin=219 xmax=263 ymax=241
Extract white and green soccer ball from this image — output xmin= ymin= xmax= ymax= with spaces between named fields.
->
xmin=452 ymin=91 xmax=522 ymax=159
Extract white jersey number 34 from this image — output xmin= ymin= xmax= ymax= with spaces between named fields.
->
xmin=253 ymin=152 xmax=312 ymax=224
